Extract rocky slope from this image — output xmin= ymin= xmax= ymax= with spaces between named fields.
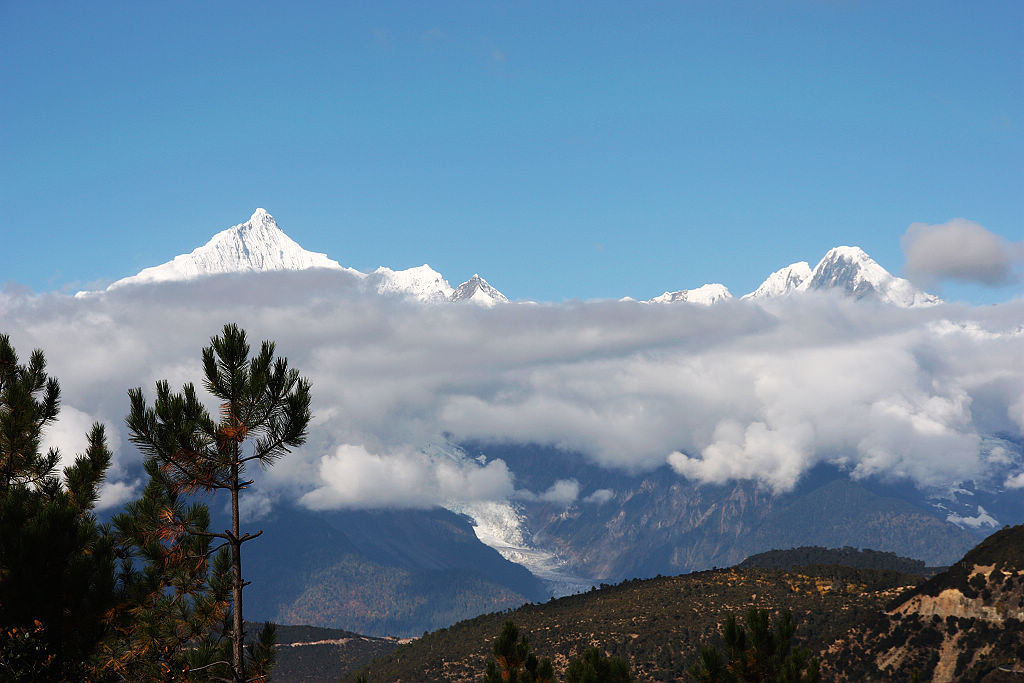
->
xmin=227 ymin=504 xmax=549 ymax=638
xmin=343 ymin=526 xmax=1022 ymax=682
xmin=470 ymin=444 xmax=982 ymax=590
xmin=350 ymin=564 xmax=922 ymax=682
xmin=823 ymin=524 xmax=1024 ymax=682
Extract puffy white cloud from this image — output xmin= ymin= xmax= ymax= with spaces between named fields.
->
xmin=2 ymin=270 xmax=1022 ymax=510
xmin=239 ymin=489 xmax=277 ymax=523
xmin=516 ymin=479 xmax=580 ymax=505
xmin=583 ymin=489 xmax=614 ymax=504
xmin=39 ymin=404 xmax=134 ymax=507
xmin=40 ymin=405 xmax=111 ymax=472
xmin=300 ymin=443 xmax=515 ymax=510
xmin=945 ymin=505 xmax=999 ymax=529
xmin=901 ymin=219 xmax=1023 ymax=288
xmin=96 ymin=479 xmax=139 ymax=511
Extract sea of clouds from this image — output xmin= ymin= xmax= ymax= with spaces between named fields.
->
xmin=2 ymin=267 xmax=1022 ymax=514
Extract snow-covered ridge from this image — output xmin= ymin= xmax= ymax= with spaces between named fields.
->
xmin=741 ymin=262 xmax=811 ymax=300
xmin=89 ymin=209 xmax=509 ymax=305
xmin=649 ymin=283 xmax=733 ymax=305
xmin=89 ymin=209 xmax=941 ymax=308
xmin=105 ymin=209 xmax=351 ymax=290
xmin=371 ymin=264 xmax=454 ymax=303
xmin=743 ymin=246 xmax=940 ymax=307
xmin=796 ymin=246 xmax=940 ymax=307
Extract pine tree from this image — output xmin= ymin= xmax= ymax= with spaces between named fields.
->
xmin=0 ymin=333 xmax=60 ymax=491
xmin=0 ymin=334 xmax=117 ymax=680
xmin=689 ymin=609 xmax=820 ymax=683
xmin=95 ymin=457 xmax=233 ymax=681
xmin=126 ymin=323 xmax=311 ymax=683
xmin=565 ymin=647 xmax=632 ymax=683
xmin=484 ymin=621 xmax=556 ymax=683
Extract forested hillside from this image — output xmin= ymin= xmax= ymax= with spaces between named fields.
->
xmin=350 ymin=564 xmax=919 ymax=682
xmin=738 ymin=546 xmax=940 ymax=576
xmin=824 ymin=524 xmax=1024 ymax=682
xmin=345 ymin=526 xmax=1024 ymax=683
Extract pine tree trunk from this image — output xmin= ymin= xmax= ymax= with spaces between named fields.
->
xmin=231 ymin=460 xmax=245 ymax=683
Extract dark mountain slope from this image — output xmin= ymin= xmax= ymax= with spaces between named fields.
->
xmin=220 ymin=503 xmax=548 ymax=637
xmin=823 ymin=524 xmax=1024 ymax=682
xmin=504 ymin=452 xmax=980 ymax=581
xmin=738 ymin=545 xmax=941 ymax=576
xmin=351 ymin=564 xmax=919 ymax=682
xmin=269 ymin=623 xmax=400 ymax=683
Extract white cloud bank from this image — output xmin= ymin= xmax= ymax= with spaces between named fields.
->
xmin=1 ymin=269 xmax=1022 ymax=510
xmin=902 ymin=219 xmax=1023 ymax=288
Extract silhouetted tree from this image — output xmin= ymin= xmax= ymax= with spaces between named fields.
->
xmin=689 ymin=608 xmax=820 ymax=683
xmin=95 ymin=457 xmax=234 ymax=681
xmin=485 ymin=621 xmax=555 ymax=683
xmin=565 ymin=646 xmax=633 ymax=683
xmin=126 ymin=323 xmax=310 ymax=682
xmin=0 ymin=334 xmax=117 ymax=680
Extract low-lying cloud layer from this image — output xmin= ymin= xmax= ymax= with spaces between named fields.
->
xmin=3 ymin=269 xmax=1022 ymax=511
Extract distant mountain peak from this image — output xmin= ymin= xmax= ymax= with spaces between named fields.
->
xmin=451 ymin=274 xmax=509 ymax=307
xmin=800 ymin=245 xmax=941 ymax=307
xmin=649 ymin=283 xmax=733 ymax=305
xmin=371 ymin=264 xmax=455 ymax=303
xmin=105 ymin=208 xmax=344 ymax=290
xmin=742 ymin=262 xmax=811 ymax=300
xmin=744 ymin=246 xmax=940 ymax=307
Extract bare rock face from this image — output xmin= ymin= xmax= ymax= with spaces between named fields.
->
xmin=822 ymin=525 xmax=1024 ymax=682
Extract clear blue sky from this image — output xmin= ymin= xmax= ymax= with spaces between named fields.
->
xmin=2 ymin=1 xmax=1021 ymax=303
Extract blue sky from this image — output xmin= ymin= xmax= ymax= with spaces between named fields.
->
xmin=2 ymin=1 xmax=1021 ymax=303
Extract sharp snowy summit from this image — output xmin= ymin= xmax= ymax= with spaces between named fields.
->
xmin=91 ymin=209 xmax=508 ymax=305
xmin=105 ymin=209 xmax=348 ymax=290
xmin=800 ymin=246 xmax=941 ymax=307
xmin=88 ymin=209 xmax=940 ymax=308
xmin=451 ymin=275 xmax=510 ymax=307
xmin=740 ymin=247 xmax=939 ymax=307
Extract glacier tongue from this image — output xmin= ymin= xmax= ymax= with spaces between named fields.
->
xmin=452 ymin=500 xmax=594 ymax=597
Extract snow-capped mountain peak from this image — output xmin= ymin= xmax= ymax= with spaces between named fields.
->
xmin=742 ymin=261 xmax=811 ymax=300
xmin=798 ymin=246 xmax=941 ymax=307
xmin=105 ymin=208 xmax=345 ymax=290
xmin=371 ymin=264 xmax=455 ymax=303
xmin=649 ymin=283 xmax=733 ymax=305
xmin=94 ymin=208 xmax=507 ymax=305
xmin=451 ymin=274 xmax=509 ymax=307
xmin=741 ymin=247 xmax=939 ymax=307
